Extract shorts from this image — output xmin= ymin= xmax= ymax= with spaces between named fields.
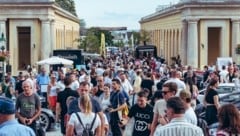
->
xmin=48 ymin=96 xmax=57 ymax=108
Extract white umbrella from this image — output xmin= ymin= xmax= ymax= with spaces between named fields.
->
xmin=37 ymin=56 xmax=73 ymax=65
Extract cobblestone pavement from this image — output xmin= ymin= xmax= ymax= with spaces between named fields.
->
xmin=46 ymin=128 xmax=62 ymax=136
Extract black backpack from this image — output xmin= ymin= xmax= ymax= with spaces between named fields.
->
xmin=75 ymin=113 xmax=97 ymax=136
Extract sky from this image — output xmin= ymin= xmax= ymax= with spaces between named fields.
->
xmin=74 ymin=0 xmax=180 ymax=30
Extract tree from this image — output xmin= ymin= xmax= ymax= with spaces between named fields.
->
xmin=55 ymin=0 xmax=77 ymax=16
xmin=139 ymin=29 xmax=151 ymax=44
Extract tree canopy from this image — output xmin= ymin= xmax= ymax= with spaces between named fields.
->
xmin=55 ymin=0 xmax=77 ymax=16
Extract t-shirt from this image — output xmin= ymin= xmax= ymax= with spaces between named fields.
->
xmin=57 ymin=88 xmax=79 ymax=116
xmin=16 ymin=93 xmax=41 ymax=118
xmin=205 ymin=88 xmax=218 ymax=104
xmin=141 ymin=79 xmax=154 ymax=98
xmin=15 ymin=80 xmax=25 ymax=94
xmin=153 ymin=99 xmax=166 ymax=116
xmin=68 ymin=112 xmax=101 ymax=135
xmin=68 ymin=96 xmax=102 ymax=114
xmin=110 ymin=91 xmax=125 ymax=109
xmin=128 ymin=104 xmax=153 ymax=136
xmin=184 ymin=107 xmax=197 ymax=125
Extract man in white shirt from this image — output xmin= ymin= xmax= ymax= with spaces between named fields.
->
xmin=153 ymin=97 xmax=203 ymax=136
xmin=179 ymin=91 xmax=197 ymax=125
xmin=219 ymin=65 xmax=229 ymax=83
xmin=164 ymin=70 xmax=186 ymax=96
xmin=70 ymin=73 xmax=79 ymax=91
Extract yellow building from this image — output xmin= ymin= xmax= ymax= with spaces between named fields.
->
xmin=0 ymin=0 xmax=80 ymax=75
xmin=140 ymin=0 xmax=240 ymax=68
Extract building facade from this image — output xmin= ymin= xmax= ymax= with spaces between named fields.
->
xmin=0 ymin=0 xmax=80 ymax=75
xmin=140 ymin=0 xmax=240 ymax=68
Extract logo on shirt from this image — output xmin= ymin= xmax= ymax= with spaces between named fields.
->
xmin=135 ymin=120 xmax=148 ymax=131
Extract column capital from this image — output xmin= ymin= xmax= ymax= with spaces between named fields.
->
xmin=0 ymin=18 xmax=7 ymax=22
xmin=231 ymin=18 xmax=240 ymax=23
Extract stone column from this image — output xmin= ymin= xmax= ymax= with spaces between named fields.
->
xmin=50 ymin=20 xmax=55 ymax=55
xmin=168 ymin=30 xmax=171 ymax=63
xmin=187 ymin=19 xmax=199 ymax=68
xmin=231 ymin=19 xmax=240 ymax=64
xmin=181 ymin=20 xmax=188 ymax=65
xmin=41 ymin=19 xmax=51 ymax=59
xmin=174 ymin=29 xmax=178 ymax=55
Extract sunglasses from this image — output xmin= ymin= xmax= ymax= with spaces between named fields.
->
xmin=162 ymin=91 xmax=170 ymax=95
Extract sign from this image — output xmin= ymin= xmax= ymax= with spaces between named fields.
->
xmin=53 ymin=50 xmax=84 ymax=66
xmin=217 ymin=57 xmax=233 ymax=71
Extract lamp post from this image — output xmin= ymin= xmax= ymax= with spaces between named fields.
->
xmin=0 ymin=33 xmax=6 ymax=82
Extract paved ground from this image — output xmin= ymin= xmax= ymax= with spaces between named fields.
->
xmin=46 ymin=129 xmax=62 ymax=136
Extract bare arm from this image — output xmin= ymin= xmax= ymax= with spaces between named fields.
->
xmin=66 ymin=124 xmax=74 ymax=136
xmin=95 ymin=125 xmax=101 ymax=136
xmin=97 ymin=112 xmax=105 ymax=136
xmin=150 ymin=113 xmax=159 ymax=136
xmin=213 ymin=95 xmax=220 ymax=109
xmin=56 ymin=102 xmax=61 ymax=122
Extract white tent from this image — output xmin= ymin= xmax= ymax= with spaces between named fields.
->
xmin=36 ymin=56 xmax=73 ymax=65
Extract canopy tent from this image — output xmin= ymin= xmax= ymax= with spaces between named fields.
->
xmin=36 ymin=56 xmax=73 ymax=65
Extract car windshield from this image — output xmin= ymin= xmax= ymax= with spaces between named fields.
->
xmin=216 ymin=86 xmax=235 ymax=94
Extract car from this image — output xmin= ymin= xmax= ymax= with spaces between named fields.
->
xmin=197 ymin=83 xmax=236 ymax=104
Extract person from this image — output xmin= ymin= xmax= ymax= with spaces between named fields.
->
xmin=127 ymin=91 xmax=153 ymax=135
xmin=15 ymin=80 xmax=41 ymax=134
xmin=179 ymin=90 xmax=197 ymax=125
xmin=150 ymin=82 xmax=177 ymax=136
xmin=69 ymin=73 xmax=80 ymax=91
xmin=204 ymin=78 xmax=220 ymax=125
xmin=217 ymin=104 xmax=240 ymax=135
xmin=56 ymin=77 xmax=79 ymax=135
xmin=66 ymin=95 xmax=101 ymax=136
xmin=141 ymin=72 xmax=154 ymax=99
xmin=0 ymin=97 xmax=35 ymax=136
xmin=153 ymin=97 xmax=203 ymax=136
xmin=184 ymin=77 xmax=198 ymax=109
xmin=47 ymin=73 xmax=58 ymax=113
xmin=68 ymin=81 xmax=105 ymax=136
xmin=99 ymin=83 xmax=111 ymax=122
xmin=109 ymin=78 xmax=128 ymax=136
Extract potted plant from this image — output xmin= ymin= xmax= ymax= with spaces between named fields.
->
xmin=0 ymin=50 xmax=9 ymax=62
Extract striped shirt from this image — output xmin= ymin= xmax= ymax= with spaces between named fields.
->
xmin=153 ymin=117 xmax=203 ymax=136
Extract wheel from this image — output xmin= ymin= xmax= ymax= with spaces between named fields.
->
xmin=39 ymin=112 xmax=50 ymax=131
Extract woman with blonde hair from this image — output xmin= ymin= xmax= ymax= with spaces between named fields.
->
xmin=66 ymin=95 xmax=101 ymax=136
xmin=217 ymin=104 xmax=240 ymax=135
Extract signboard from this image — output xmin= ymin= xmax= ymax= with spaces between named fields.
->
xmin=53 ymin=50 xmax=84 ymax=67
xmin=216 ymin=57 xmax=233 ymax=71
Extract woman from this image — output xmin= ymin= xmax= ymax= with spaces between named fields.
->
xmin=204 ymin=78 xmax=220 ymax=125
xmin=66 ymin=95 xmax=101 ymax=136
xmin=217 ymin=104 xmax=240 ymax=135
xmin=100 ymin=83 xmax=111 ymax=122
xmin=185 ymin=77 xmax=198 ymax=109
xmin=47 ymin=73 xmax=58 ymax=113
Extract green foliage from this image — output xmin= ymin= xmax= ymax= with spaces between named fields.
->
xmin=114 ymin=40 xmax=124 ymax=48
xmin=55 ymin=0 xmax=77 ymax=16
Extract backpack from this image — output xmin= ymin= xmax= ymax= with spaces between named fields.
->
xmin=75 ymin=113 xmax=97 ymax=136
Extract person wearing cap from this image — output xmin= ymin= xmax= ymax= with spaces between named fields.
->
xmin=15 ymin=80 xmax=41 ymax=134
xmin=153 ymin=97 xmax=203 ymax=136
xmin=179 ymin=90 xmax=197 ymax=125
xmin=0 ymin=96 xmax=35 ymax=136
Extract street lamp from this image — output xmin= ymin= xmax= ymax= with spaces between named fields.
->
xmin=0 ymin=33 xmax=6 ymax=82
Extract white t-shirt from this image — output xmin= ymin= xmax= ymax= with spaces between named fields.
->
xmin=49 ymin=84 xmax=58 ymax=96
xmin=153 ymin=99 xmax=167 ymax=116
xmin=70 ymin=80 xmax=80 ymax=91
xmin=184 ymin=107 xmax=197 ymax=126
xmin=68 ymin=112 xmax=101 ymax=135
xmin=56 ymin=81 xmax=65 ymax=91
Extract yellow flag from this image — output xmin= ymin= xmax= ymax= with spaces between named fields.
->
xmin=100 ymin=33 xmax=105 ymax=57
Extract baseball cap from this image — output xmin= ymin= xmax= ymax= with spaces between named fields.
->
xmin=0 ymin=97 xmax=15 ymax=114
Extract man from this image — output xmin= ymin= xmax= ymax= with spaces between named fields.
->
xmin=69 ymin=73 xmax=79 ymax=91
xmin=0 ymin=97 xmax=35 ymax=136
xmin=219 ymin=65 xmax=229 ymax=83
xmin=67 ymin=81 xmax=105 ymax=136
xmin=15 ymin=81 xmax=41 ymax=134
xmin=109 ymin=78 xmax=128 ymax=136
xmin=179 ymin=91 xmax=197 ymax=125
xmin=153 ymin=97 xmax=203 ymax=136
xmin=15 ymin=73 xmax=25 ymax=97
xmin=36 ymin=67 xmax=50 ymax=94
xmin=56 ymin=77 xmax=79 ymax=135
xmin=150 ymin=82 xmax=177 ymax=136
xmin=127 ymin=91 xmax=153 ymax=136
xmin=95 ymin=76 xmax=105 ymax=97
xmin=165 ymin=70 xmax=186 ymax=96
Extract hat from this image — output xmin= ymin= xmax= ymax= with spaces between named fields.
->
xmin=0 ymin=97 xmax=15 ymax=114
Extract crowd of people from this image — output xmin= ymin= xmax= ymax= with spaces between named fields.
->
xmin=0 ymin=54 xmax=240 ymax=136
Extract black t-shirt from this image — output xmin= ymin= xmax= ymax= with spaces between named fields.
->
xmin=15 ymin=80 xmax=25 ymax=94
xmin=57 ymin=88 xmax=79 ymax=116
xmin=205 ymin=88 xmax=218 ymax=104
xmin=141 ymin=79 xmax=154 ymax=98
xmin=128 ymin=104 xmax=153 ymax=136
xmin=95 ymin=86 xmax=104 ymax=97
